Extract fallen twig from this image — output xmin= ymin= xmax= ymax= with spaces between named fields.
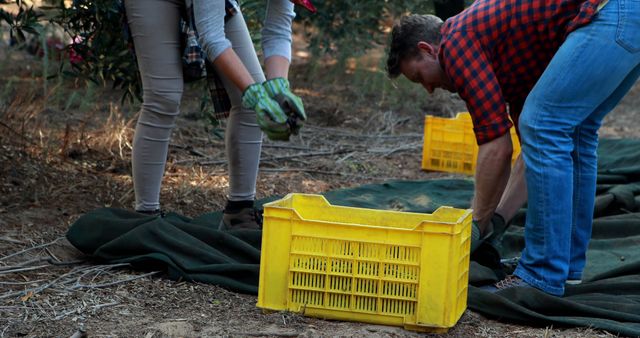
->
xmin=367 ymin=142 xmax=421 ymax=156
xmin=0 ymin=279 xmax=46 ymax=285
xmin=71 ymin=271 xmax=161 ymax=290
xmin=260 ymin=168 xmax=345 ymax=176
xmin=170 ymin=143 xmax=206 ymax=157
xmin=266 ymin=149 xmax=350 ymax=161
xmin=91 ymin=301 xmax=120 ymax=310
xmin=0 ymin=121 xmax=36 ymax=145
xmin=0 ymin=263 xmax=131 ymax=300
xmin=0 ymin=265 xmax=50 ymax=275
xmin=261 ymin=144 xmax=311 ymax=151
xmin=0 ymin=257 xmax=48 ymax=271
xmin=200 ymin=149 xmax=349 ymax=165
xmin=229 ymin=331 xmax=300 ymax=337
xmin=305 ymin=125 xmax=422 ymax=138
xmin=0 ymin=237 xmax=65 ymax=262
xmin=44 ymin=247 xmax=59 ymax=263
xmin=47 ymin=259 xmax=85 ymax=266
xmin=0 ymin=237 xmax=24 ymax=245
xmin=336 ymin=152 xmax=356 ymax=163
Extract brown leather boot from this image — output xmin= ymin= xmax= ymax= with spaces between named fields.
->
xmin=218 ymin=207 xmax=262 ymax=230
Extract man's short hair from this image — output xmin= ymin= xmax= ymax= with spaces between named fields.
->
xmin=386 ymin=14 xmax=444 ymax=78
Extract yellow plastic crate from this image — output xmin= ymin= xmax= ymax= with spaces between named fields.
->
xmin=422 ymin=112 xmax=521 ymax=175
xmin=257 ymin=194 xmax=473 ymax=333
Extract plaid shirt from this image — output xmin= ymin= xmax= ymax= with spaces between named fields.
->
xmin=184 ymin=0 xmax=239 ymax=120
xmin=439 ymin=0 xmax=604 ymax=144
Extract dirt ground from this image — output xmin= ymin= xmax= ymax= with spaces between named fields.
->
xmin=1 ymin=31 xmax=638 ymax=337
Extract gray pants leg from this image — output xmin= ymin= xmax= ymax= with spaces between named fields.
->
xmin=127 ymin=0 xmax=263 ymax=210
xmin=213 ymin=11 xmax=265 ymax=202
xmin=126 ymin=0 xmax=183 ymax=211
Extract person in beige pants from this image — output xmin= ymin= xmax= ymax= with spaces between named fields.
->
xmin=125 ymin=0 xmax=306 ymax=229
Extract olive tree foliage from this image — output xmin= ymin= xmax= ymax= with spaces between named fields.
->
xmin=0 ymin=0 xmax=462 ymax=102
xmin=293 ymin=0 xmax=437 ymax=59
xmin=1 ymin=0 xmax=140 ymax=102
xmin=0 ymin=0 xmax=43 ymax=43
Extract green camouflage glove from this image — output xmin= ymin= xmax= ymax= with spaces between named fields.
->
xmin=241 ymin=83 xmax=291 ymax=141
xmin=263 ymin=77 xmax=307 ymax=135
xmin=471 ymin=220 xmax=493 ymax=254
xmin=486 ymin=213 xmax=508 ymax=247
xmin=471 ymin=213 xmax=508 ymax=253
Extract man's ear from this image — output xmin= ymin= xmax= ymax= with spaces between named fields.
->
xmin=417 ymin=41 xmax=437 ymax=56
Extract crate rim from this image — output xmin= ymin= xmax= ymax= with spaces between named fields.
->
xmin=263 ymin=193 xmax=473 ymax=231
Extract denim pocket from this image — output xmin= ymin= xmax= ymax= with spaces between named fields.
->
xmin=616 ymin=0 xmax=640 ymax=53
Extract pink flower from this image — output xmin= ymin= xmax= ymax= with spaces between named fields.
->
xmin=68 ymin=36 xmax=84 ymax=65
xmin=290 ymin=0 xmax=316 ymax=13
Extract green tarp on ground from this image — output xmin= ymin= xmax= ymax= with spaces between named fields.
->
xmin=67 ymin=138 xmax=640 ymax=337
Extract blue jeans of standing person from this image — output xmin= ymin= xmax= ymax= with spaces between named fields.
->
xmin=516 ymin=0 xmax=640 ymax=296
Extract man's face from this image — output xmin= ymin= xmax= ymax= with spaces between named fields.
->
xmin=399 ymin=44 xmax=454 ymax=93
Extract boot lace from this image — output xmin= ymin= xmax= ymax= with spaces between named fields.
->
xmin=495 ymin=275 xmax=523 ymax=290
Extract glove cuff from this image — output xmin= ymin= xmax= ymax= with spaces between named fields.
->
xmin=490 ymin=213 xmax=507 ymax=234
xmin=241 ymin=83 xmax=269 ymax=109
xmin=263 ymin=77 xmax=290 ymax=97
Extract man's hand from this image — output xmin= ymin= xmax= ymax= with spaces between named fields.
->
xmin=242 ymin=83 xmax=291 ymax=141
xmin=263 ymin=77 xmax=307 ymax=136
xmin=473 ymin=133 xmax=513 ymax=224
xmin=471 ymin=213 xmax=508 ymax=253
xmin=486 ymin=213 xmax=507 ymax=246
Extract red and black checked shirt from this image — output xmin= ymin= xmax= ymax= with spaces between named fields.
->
xmin=439 ymin=0 xmax=604 ymax=144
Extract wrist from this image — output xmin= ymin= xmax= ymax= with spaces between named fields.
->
xmin=263 ymin=77 xmax=290 ymax=97
xmin=241 ymin=83 xmax=267 ymax=108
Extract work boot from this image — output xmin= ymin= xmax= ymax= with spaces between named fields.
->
xmin=481 ymin=275 xmax=530 ymax=293
xmin=219 ymin=207 xmax=263 ymax=230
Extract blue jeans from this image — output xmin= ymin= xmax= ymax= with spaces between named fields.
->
xmin=515 ymin=0 xmax=640 ymax=296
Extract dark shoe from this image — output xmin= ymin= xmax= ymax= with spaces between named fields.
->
xmin=481 ymin=275 xmax=529 ymax=293
xmin=218 ymin=207 xmax=263 ymax=230
xmin=136 ymin=209 xmax=163 ymax=217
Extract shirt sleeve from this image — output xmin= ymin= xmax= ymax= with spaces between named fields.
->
xmin=262 ymin=0 xmax=296 ymax=61
xmin=192 ymin=0 xmax=232 ymax=62
xmin=441 ymin=31 xmax=512 ymax=145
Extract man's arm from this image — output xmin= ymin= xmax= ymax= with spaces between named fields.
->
xmin=473 ymin=132 xmax=513 ymax=233
xmin=496 ymin=154 xmax=527 ymax=223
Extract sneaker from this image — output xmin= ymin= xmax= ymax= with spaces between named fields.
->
xmin=566 ymin=279 xmax=582 ymax=285
xmin=481 ymin=275 xmax=529 ymax=293
xmin=219 ymin=207 xmax=263 ymax=230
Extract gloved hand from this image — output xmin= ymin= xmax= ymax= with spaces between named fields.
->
xmin=241 ymin=83 xmax=291 ymax=141
xmin=263 ymin=77 xmax=307 ymax=136
xmin=471 ymin=220 xmax=491 ymax=254
xmin=486 ymin=213 xmax=508 ymax=246
xmin=471 ymin=213 xmax=508 ymax=254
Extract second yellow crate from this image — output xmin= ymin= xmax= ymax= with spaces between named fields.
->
xmin=257 ymin=193 xmax=473 ymax=332
xmin=422 ymin=112 xmax=521 ymax=175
